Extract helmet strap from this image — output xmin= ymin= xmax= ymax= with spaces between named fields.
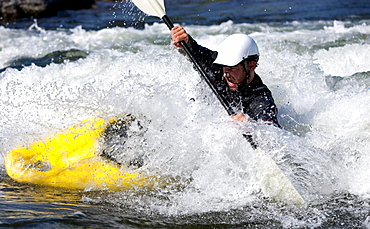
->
xmin=242 ymin=59 xmax=251 ymax=84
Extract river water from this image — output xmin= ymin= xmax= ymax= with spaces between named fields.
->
xmin=1 ymin=0 xmax=370 ymax=228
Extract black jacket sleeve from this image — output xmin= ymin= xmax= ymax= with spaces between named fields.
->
xmin=243 ymin=90 xmax=279 ymax=126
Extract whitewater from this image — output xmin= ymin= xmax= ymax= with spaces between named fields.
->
xmin=1 ymin=18 xmax=370 ymax=227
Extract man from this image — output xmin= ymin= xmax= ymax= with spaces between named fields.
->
xmin=171 ymin=25 xmax=280 ymax=127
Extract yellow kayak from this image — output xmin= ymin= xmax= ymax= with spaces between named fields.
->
xmin=5 ymin=114 xmax=162 ymax=190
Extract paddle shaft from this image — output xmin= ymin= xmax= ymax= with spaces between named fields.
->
xmin=162 ymin=15 xmax=257 ymax=148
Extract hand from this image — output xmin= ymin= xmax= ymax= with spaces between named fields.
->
xmin=232 ymin=113 xmax=247 ymax=122
xmin=231 ymin=113 xmax=254 ymax=134
xmin=171 ymin=25 xmax=189 ymax=48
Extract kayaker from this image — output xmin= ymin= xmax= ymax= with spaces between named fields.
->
xmin=171 ymin=25 xmax=280 ymax=127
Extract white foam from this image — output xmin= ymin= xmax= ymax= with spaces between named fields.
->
xmin=314 ymin=44 xmax=370 ymax=77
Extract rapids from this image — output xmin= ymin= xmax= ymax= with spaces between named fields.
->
xmin=1 ymin=8 xmax=370 ymax=227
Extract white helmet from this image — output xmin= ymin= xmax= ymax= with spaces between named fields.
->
xmin=213 ymin=34 xmax=259 ymax=66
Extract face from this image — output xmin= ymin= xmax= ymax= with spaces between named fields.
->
xmin=222 ymin=64 xmax=247 ymax=91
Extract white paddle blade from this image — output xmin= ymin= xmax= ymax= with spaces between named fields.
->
xmin=131 ymin=0 xmax=166 ymax=18
xmin=255 ymin=148 xmax=305 ymax=205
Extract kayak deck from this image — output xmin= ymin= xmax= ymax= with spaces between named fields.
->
xmin=5 ymin=115 xmax=162 ymax=190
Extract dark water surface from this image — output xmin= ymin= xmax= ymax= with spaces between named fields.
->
xmin=2 ymin=177 xmax=370 ymax=228
xmin=2 ymin=0 xmax=370 ymax=30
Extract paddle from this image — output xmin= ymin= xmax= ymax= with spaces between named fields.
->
xmin=131 ymin=0 xmax=305 ymax=205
